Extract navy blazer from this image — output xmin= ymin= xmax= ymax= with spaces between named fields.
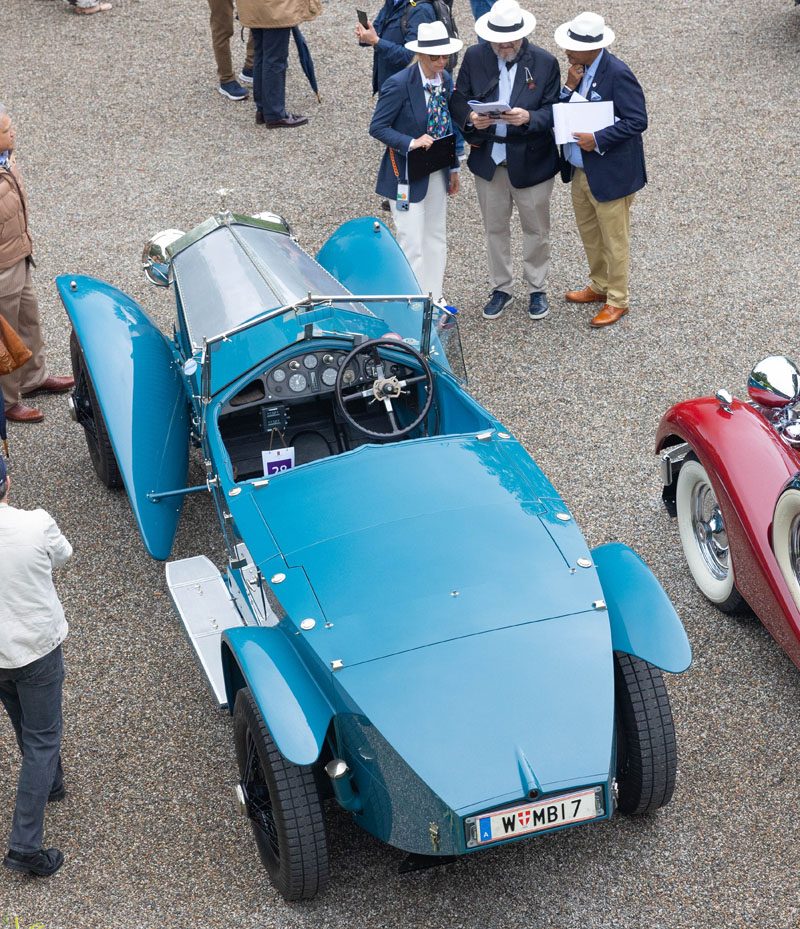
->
xmin=370 ymin=0 xmax=437 ymax=94
xmin=450 ymin=39 xmax=561 ymax=189
xmin=370 ymin=64 xmax=457 ymax=203
xmin=560 ymin=51 xmax=648 ymax=203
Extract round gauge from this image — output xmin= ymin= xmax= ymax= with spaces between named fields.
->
xmin=288 ymin=373 xmax=307 ymax=393
xmin=322 ymin=353 xmax=335 ymax=365
xmin=303 ymin=354 xmax=318 ymax=370
xmin=288 ymin=359 xmax=301 ymax=371
xmin=342 ymin=367 xmax=356 ymax=387
xmin=321 ymin=367 xmax=337 ymax=387
xmin=272 ymin=368 xmax=286 ymax=383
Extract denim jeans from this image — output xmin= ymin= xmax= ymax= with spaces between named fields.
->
xmin=0 ymin=645 xmax=64 ymax=853
xmin=252 ymin=27 xmax=290 ymax=120
xmin=470 ymin=0 xmax=493 ymax=41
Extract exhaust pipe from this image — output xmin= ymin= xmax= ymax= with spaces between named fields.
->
xmin=325 ymin=759 xmax=363 ymax=813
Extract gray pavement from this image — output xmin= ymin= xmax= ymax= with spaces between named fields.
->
xmin=1 ymin=0 xmax=800 ymax=925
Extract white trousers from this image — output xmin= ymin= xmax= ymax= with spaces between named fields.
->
xmin=389 ymin=169 xmax=448 ymax=301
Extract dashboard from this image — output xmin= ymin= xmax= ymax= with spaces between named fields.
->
xmin=225 ymin=347 xmax=415 ymax=411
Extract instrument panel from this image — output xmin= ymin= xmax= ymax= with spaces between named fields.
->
xmin=226 ymin=348 xmax=414 ymax=410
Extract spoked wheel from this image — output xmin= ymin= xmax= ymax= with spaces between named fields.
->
xmin=614 ymin=652 xmax=677 ymax=815
xmin=69 ymin=330 xmax=122 ymax=489
xmin=233 ymin=688 xmax=329 ymax=901
xmin=676 ymin=454 xmax=745 ymax=612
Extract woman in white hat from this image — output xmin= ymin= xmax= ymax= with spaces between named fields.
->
xmin=369 ymin=21 xmax=463 ymax=302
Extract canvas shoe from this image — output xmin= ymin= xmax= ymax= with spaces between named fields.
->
xmin=528 ymin=292 xmax=550 ymax=319
xmin=218 ymin=80 xmax=248 ymax=101
xmin=482 ymin=290 xmax=513 ymax=319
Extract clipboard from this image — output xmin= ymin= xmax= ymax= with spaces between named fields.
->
xmin=407 ymin=134 xmax=456 ymax=182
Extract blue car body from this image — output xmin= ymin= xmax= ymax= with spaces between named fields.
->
xmin=60 ymin=209 xmax=690 ymax=886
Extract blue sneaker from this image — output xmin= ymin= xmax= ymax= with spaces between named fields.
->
xmin=238 ymin=68 xmax=254 ymax=85
xmin=219 ymin=80 xmax=248 ymax=101
xmin=528 ymin=292 xmax=549 ymax=319
xmin=482 ymin=290 xmax=513 ymax=319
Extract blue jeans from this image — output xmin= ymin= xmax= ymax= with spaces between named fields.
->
xmin=252 ymin=27 xmax=290 ymax=120
xmin=0 ymin=646 xmax=64 ymax=853
xmin=470 ymin=0 xmax=493 ymax=41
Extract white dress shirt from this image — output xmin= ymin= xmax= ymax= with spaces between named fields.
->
xmin=0 ymin=502 xmax=72 ymax=668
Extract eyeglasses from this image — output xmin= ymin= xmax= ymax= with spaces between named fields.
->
xmin=426 ymin=54 xmax=449 ymax=60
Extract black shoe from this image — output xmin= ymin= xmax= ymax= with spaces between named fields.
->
xmin=255 ymin=110 xmax=265 ymax=125
xmin=3 ymin=848 xmax=64 ymax=876
xmin=380 ymin=199 xmax=391 ymax=212
xmin=48 ymin=783 xmax=66 ymax=803
xmin=265 ymin=113 xmax=308 ymax=129
xmin=482 ymin=290 xmax=513 ymax=319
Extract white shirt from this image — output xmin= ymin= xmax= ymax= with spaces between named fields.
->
xmin=491 ymin=57 xmax=517 ymax=165
xmin=0 ymin=502 xmax=72 ymax=668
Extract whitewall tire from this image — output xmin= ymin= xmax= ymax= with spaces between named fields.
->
xmin=772 ymin=486 xmax=800 ymax=614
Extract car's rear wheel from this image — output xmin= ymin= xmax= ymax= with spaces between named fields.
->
xmin=233 ymin=688 xmax=329 ymax=902
xmin=676 ymin=454 xmax=745 ymax=612
xmin=69 ymin=331 xmax=123 ymax=489
xmin=614 ymin=652 xmax=677 ymax=815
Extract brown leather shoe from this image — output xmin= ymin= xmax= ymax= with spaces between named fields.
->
xmin=255 ymin=110 xmax=265 ymax=125
xmin=22 ymin=375 xmax=75 ymax=397
xmin=5 ymin=403 xmax=44 ymax=423
xmin=266 ymin=113 xmax=308 ymax=129
xmin=565 ymin=286 xmax=607 ymax=304
xmin=590 ymin=304 xmax=629 ymax=328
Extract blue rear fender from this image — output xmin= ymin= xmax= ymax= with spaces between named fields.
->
xmin=592 ymin=542 xmax=692 ymax=673
xmin=58 ymin=274 xmax=191 ymax=560
xmin=221 ymin=626 xmax=334 ymax=766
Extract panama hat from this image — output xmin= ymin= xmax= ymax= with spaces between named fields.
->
xmin=405 ymin=20 xmax=463 ymax=55
xmin=554 ymin=12 xmax=615 ymax=51
xmin=475 ymin=0 xmax=536 ymax=43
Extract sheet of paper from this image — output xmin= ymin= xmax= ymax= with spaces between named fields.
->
xmin=468 ymin=99 xmax=511 ymax=116
xmin=553 ymin=100 xmax=615 ymax=145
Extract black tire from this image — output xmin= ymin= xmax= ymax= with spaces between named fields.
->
xmin=614 ymin=652 xmax=677 ymax=815
xmin=233 ymin=688 xmax=329 ymax=901
xmin=69 ymin=331 xmax=123 ymax=489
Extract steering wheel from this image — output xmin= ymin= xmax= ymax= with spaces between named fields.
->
xmin=334 ymin=337 xmax=434 ymax=439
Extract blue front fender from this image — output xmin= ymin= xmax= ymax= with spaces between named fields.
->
xmin=221 ymin=627 xmax=334 ymax=766
xmin=58 ymin=274 xmax=190 ymax=560
xmin=592 ymin=543 xmax=692 ymax=673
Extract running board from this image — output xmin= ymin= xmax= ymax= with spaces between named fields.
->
xmin=165 ymin=555 xmax=244 ymax=708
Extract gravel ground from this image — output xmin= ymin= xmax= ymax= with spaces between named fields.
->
xmin=2 ymin=0 xmax=800 ymax=925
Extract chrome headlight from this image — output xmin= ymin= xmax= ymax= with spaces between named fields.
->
xmin=141 ymin=228 xmax=184 ymax=287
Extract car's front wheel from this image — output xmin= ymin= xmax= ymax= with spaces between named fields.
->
xmin=233 ymin=688 xmax=329 ymax=902
xmin=69 ymin=331 xmax=122 ymax=489
xmin=676 ymin=455 xmax=745 ymax=612
xmin=614 ymin=652 xmax=677 ymax=815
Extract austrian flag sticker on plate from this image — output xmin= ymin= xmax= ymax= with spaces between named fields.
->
xmin=472 ymin=787 xmax=603 ymax=846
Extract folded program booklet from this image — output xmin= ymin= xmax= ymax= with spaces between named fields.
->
xmin=468 ymin=99 xmax=511 ymax=116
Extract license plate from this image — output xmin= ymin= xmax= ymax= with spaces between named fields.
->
xmin=471 ymin=787 xmax=602 ymax=846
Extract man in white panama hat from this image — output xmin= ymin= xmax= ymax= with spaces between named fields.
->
xmin=450 ymin=0 xmax=561 ymax=322
xmin=554 ymin=11 xmax=647 ymax=328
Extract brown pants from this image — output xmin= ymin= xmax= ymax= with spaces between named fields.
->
xmin=208 ymin=0 xmax=254 ymax=84
xmin=0 ymin=260 xmax=47 ymax=407
xmin=571 ymin=168 xmax=635 ymax=310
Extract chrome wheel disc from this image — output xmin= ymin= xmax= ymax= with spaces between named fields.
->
xmin=690 ymin=481 xmax=730 ymax=581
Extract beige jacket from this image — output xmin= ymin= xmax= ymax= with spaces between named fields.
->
xmin=0 ymin=158 xmax=33 ymax=271
xmin=237 ymin=0 xmax=322 ymax=29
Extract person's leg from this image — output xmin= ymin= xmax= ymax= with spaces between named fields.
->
xmin=389 ymin=198 xmax=427 ymax=290
xmin=208 ymin=0 xmax=235 ymax=85
xmin=570 ymin=168 xmax=608 ymax=297
xmin=0 ymin=261 xmax=46 ymax=407
xmin=6 ymin=647 xmax=65 ymax=854
xmin=260 ymin=27 xmax=291 ymax=121
xmin=474 ymin=169 xmax=514 ymax=294
xmin=419 ymin=171 xmax=449 ymax=301
xmin=244 ymin=31 xmax=255 ymax=72
xmin=512 ymin=175 xmax=555 ymax=293
xmin=594 ymin=193 xmax=635 ymax=309
xmin=0 ymin=675 xmax=26 ymax=756
xmin=252 ymin=28 xmax=264 ymax=116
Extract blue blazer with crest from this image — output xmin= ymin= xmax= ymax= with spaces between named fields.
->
xmin=369 ymin=64 xmax=457 ymax=204
xmin=560 ymin=51 xmax=648 ymax=203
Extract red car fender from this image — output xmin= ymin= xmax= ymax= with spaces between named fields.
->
xmin=656 ymin=397 xmax=800 ymax=669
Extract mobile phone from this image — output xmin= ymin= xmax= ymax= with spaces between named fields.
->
xmin=357 ymin=8 xmax=369 ymax=28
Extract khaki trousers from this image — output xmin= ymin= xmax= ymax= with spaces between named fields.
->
xmin=0 ymin=260 xmax=47 ymax=407
xmin=474 ymin=168 xmax=554 ymax=295
xmin=208 ymin=0 xmax=254 ymax=84
xmin=571 ymin=167 xmax=635 ymax=310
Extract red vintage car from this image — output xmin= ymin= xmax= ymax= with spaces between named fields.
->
xmin=656 ymin=356 xmax=800 ymax=670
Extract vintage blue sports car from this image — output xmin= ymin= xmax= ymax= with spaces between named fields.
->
xmin=60 ymin=202 xmax=691 ymax=901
